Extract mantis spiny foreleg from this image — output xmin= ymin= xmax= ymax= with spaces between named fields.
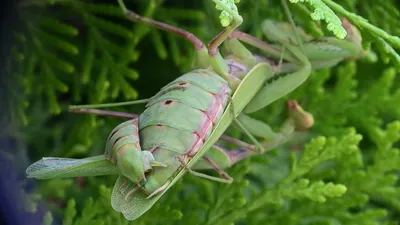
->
xmin=193 ymin=99 xmax=314 ymax=171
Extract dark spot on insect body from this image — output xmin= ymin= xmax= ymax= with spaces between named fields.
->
xmin=178 ymin=82 xmax=187 ymax=86
xmin=163 ymin=100 xmax=175 ymax=106
xmin=156 ymin=124 xmax=163 ymax=127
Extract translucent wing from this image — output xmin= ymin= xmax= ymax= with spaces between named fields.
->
xmin=111 ymin=175 xmax=161 ymax=220
xmin=26 ymin=155 xmax=119 ymax=179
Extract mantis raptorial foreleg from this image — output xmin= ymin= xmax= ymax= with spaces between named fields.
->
xmin=225 ymin=32 xmax=312 ymax=113
xmin=221 ymin=33 xmax=311 ymax=151
xmin=240 ymin=100 xmax=313 ymax=154
xmin=194 ymin=100 xmax=314 ymax=171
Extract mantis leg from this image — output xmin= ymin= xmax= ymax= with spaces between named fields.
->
xmin=226 ymin=93 xmax=266 ymax=152
xmin=219 ymin=135 xmax=257 ymax=152
xmin=176 ymin=156 xmax=232 ymax=184
xmin=233 ymin=117 xmax=265 ymax=152
xmin=69 ymin=108 xmax=138 ymax=119
xmin=117 ymin=0 xmax=204 ymax=50
xmin=201 ymin=1 xmax=244 ymax=87
xmin=244 ymin=44 xmax=311 ymax=113
xmin=227 ymin=31 xmax=298 ymax=64
xmin=67 ymin=98 xmax=157 ymax=119
xmin=116 ymin=0 xmax=240 ymax=85
xmin=192 ymin=144 xmax=254 ymax=171
xmin=116 ymin=0 xmax=209 ymax=69
xmin=193 ymin=100 xmax=313 ymax=170
xmin=222 ymin=21 xmax=312 ymax=114
xmin=69 ymin=98 xmax=150 ymax=110
xmin=238 ymin=100 xmax=314 ymax=154
xmin=207 ymin=1 xmax=243 ymax=56
xmin=186 ymin=168 xmax=233 ymax=184
xmin=202 ymin=155 xmax=233 ymax=182
xmin=202 ymin=134 xmax=292 ymax=168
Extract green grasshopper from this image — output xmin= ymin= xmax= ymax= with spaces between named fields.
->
xmin=26 ymin=0 xmax=365 ymax=220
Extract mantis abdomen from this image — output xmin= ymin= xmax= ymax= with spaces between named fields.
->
xmin=104 ymin=118 xmax=157 ymax=184
xmin=137 ymin=68 xmax=232 ymax=195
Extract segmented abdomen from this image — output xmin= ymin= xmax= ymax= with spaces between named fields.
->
xmin=138 ymin=68 xmax=231 ymax=193
xmin=104 ymin=118 xmax=141 ymax=163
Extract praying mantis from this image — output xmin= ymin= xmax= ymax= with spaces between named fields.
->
xmin=26 ymin=0 xmax=366 ymax=221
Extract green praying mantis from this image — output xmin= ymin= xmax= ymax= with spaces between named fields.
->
xmin=26 ymin=0 xmax=366 ymax=221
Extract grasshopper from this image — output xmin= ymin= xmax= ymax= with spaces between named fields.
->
xmin=26 ymin=0 xmax=365 ymax=220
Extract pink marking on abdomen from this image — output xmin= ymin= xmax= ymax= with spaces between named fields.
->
xmin=204 ymin=97 xmax=224 ymax=125
xmin=193 ymin=113 xmax=214 ymax=140
xmin=214 ymin=85 xmax=230 ymax=105
xmin=203 ymin=84 xmax=230 ymax=125
xmin=185 ymin=137 xmax=205 ymax=160
xmin=185 ymin=84 xmax=230 ymax=158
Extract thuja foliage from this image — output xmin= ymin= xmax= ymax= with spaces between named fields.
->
xmin=6 ymin=0 xmax=400 ymax=224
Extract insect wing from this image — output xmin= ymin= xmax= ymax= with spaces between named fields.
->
xmin=111 ymin=175 xmax=161 ymax=220
xmin=26 ymin=155 xmax=118 ymax=179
